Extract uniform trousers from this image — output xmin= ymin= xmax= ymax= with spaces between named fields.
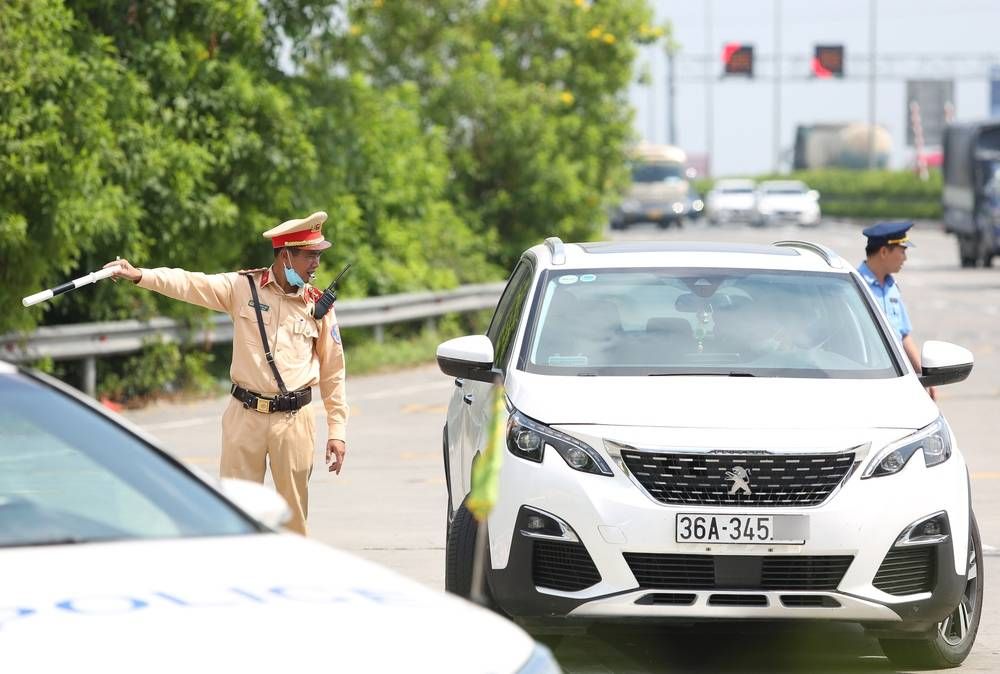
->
xmin=220 ymin=397 xmax=315 ymax=535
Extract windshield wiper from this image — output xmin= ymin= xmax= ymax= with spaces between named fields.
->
xmin=647 ymin=371 xmax=756 ymax=377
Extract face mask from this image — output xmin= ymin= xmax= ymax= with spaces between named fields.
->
xmin=283 ymin=253 xmax=306 ymax=288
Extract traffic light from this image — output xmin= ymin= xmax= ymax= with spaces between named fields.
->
xmin=722 ymin=43 xmax=754 ymax=77
xmin=813 ymin=45 xmax=845 ymax=78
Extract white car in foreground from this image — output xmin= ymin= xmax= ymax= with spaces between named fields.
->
xmin=0 ymin=363 xmax=559 ymax=674
xmin=754 ymin=180 xmax=822 ymax=226
xmin=437 ymin=238 xmax=981 ymax=670
xmin=706 ymin=178 xmax=757 ymax=224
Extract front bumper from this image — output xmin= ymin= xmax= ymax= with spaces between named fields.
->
xmin=486 ymin=440 xmax=969 ymax=632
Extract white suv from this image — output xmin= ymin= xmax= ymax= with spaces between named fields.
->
xmin=437 ymin=238 xmax=982 ymax=670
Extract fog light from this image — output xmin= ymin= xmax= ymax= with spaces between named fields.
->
xmin=879 ymin=450 xmax=906 ymax=474
xmin=526 ymin=515 xmax=547 ymax=531
xmin=920 ymin=520 xmax=942 ymax=537
xmin=564 ymin=446 xmax=591 ymax=469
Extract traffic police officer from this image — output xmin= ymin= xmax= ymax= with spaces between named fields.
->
xmin=105 ymin=212 xmax=348 ymax=535
xmin=858 ymin=220 xmax=936 ymax=400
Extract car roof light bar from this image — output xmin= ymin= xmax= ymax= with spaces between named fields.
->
xmin=545 ymin=237 xmax=566 ymax=265
xmin=772 ymin=240 xmax=843 ymax=269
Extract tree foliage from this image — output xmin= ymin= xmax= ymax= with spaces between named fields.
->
xmin=1 ymin=0 xmax=658 ymax=335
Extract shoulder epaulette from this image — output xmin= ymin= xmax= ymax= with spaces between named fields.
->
xmin=238 ymin=267 xmax=267 ymax=277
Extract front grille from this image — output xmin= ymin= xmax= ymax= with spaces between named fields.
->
xmin=623 ymin=553 xmax=714 ymax=589
xmin=709 ymin=594 xmax=768 ymax=607
xmin=761 ymin=556 xmax=854 ymax=590
xmin=620 ymin=450 xmax=855 ymax=507
xmin=624 ymin=553 xmax=853 ymax=591
xmin=873 ymin=547 xmax=936 ymax=595
xmin=532 ymin=540 xmax=601 ymax=592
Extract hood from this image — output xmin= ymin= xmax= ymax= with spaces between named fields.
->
xmin=507 ymin=371 xmax=938 ymax=433
xmin=710 ymin=193 xmax=756 ymax=208
xmin=0 ymin=535 xmax=534 ymax=673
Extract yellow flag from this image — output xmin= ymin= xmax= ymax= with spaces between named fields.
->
xmin=466 ymin=385 xmax=505 ymax=522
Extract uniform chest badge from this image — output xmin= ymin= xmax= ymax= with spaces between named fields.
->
xmin=248 ymin=300 xmax=270 ymax=312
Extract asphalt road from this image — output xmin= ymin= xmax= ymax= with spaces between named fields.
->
xmin=125 ymin=219 xmax=1000 ymax=673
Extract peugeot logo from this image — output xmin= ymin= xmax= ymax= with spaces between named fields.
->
xmin=726 ymin=466 xmax=752 ymax=496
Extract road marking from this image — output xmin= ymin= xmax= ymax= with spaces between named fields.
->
xmin=971 ymin=472 xmax=1000 ymax=479
xmin=984 ymin=544 xmax=999 ymax=557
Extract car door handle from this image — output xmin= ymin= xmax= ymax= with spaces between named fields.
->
xmin=463 ymin=394 xmax=474 ymax=406
xmin=454 ymin=378 xmax=464 ymax=388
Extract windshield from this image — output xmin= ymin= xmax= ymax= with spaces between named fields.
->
xmin=631 ymin=162 xmax=684 ymax=183
xmin=717 ymin=185 xmax=753 ymax=194
xmin=522 ymin=268 xmax=899 ymax=378
xmin=0 ymin=375 xmax=258 ymax=547
xmin=761 ymin=183 xmax=807 ymax=194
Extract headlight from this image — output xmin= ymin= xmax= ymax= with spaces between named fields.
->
xmin=516 ymin=643 xmax=561 ymax=674
xmin=506 ymin=409 xmax=613 ymax=476
xmin=671 ymin=201 xmax=685 ymax=214
xmin=862 ymin=417 xmax=953 ymax=479
xmin=691 ymin=199 xmax=704 ymax=212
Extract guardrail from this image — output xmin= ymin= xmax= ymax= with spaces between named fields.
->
xmin=0 ymin=282 xmax=506 ymax=396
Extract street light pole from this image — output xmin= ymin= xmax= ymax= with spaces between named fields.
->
xmin=773 ymin=0 xmax=782 ymax=174
xmin=868 ymin=0 xmax=878 ymax=169
xmin=705 ymin=0 xmax=714 ymax=176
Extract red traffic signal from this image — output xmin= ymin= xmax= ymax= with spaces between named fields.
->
xmin=722 ymin=43 xmax=754 ymax=77
xmin=812 ymin=45 xmax=844 ymax=78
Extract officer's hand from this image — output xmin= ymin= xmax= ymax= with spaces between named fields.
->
xmin=326 ymin=439 xmax=346 ymax=475
xmin=927 ymin=386 xmax=937 ymax=402
xmin=103 ymin=258 xmax=142 ymax=283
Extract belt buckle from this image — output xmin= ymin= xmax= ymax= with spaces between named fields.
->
xmin=255 ymin=397 xmax=271 ymax=414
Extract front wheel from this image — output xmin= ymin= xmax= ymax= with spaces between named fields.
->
xmin=879 ymin=516 xmax=983 ymax=669
xmin=444 ymin=501 xmax=501 ymax=612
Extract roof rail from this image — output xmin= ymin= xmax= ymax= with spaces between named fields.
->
xmin=772 ymin=240 xmax=843 ymax=269
xmin=544 ymin=236 xmax=566 ymax=265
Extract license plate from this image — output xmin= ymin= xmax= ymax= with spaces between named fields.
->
xmin=675 ymin=514 xmax=808 ymax=545
xmin=646 ymin=209 xmax=662 ymax=219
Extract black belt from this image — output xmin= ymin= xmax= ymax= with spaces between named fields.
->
xmin=231 ymin=384 xmax=312 ymax=414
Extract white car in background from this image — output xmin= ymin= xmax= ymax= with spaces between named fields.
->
xmin=706 ymin=178 xmax=757 ymax=224
xmin=754 ymin=180 xmax=822 ymax=227
xmin=437 ymin=237 xmax=981 ymax=671
xmin=0 ymin=363 xmax=559 ymax=674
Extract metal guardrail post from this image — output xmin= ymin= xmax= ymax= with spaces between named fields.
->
xmin=374 ymin=324 xmax=385 ymax=344
xmin=83 ymin=356 xmax=96 ymax=397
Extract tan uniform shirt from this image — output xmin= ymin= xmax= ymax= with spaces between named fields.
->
xmin=138 ymin=267 xmax=347 ymax=441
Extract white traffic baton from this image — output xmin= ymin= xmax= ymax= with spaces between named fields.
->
xmin=22 ymin=265 xmax=121 ymax=307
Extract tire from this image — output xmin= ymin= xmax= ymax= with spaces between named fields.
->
xmin=445 ymin=501 xmax=478 ymax=597
xmin=879 ymin=516 xmax=984 ymax=669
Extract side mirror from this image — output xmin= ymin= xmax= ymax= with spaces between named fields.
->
xmin=919 ymin=340 xmax=974 ymax=387
xmin=437 ymin=335 xmax=496 ymax=383
xmin=219 ymin=478 xmax=291 ymax=529
xmin=808 ymin=189 xmax=820 ymax=200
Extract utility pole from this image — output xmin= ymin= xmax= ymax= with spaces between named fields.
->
xmin=773 ymin=0 xmax=782 ymax=173
xmin=867 ymin=0 xmax=878 ymax=169
xmin=665 ymin=29 xmax=680 ymax=146
xmin=704 ymin=0 xmax=714 ymax=176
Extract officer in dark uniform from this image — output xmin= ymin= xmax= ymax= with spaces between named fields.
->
xmin=858 ymin=221 xmax=936 ymax=400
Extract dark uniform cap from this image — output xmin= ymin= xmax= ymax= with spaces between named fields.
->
xmin=862 ymin=220 xmax=915 ymax=248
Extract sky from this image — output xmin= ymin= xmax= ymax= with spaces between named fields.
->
xmin=628 ymin=0 xmax=1000 ymax=176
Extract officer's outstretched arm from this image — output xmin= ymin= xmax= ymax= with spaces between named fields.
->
xmin=135 ymin=265 xmax=236 ymax=313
